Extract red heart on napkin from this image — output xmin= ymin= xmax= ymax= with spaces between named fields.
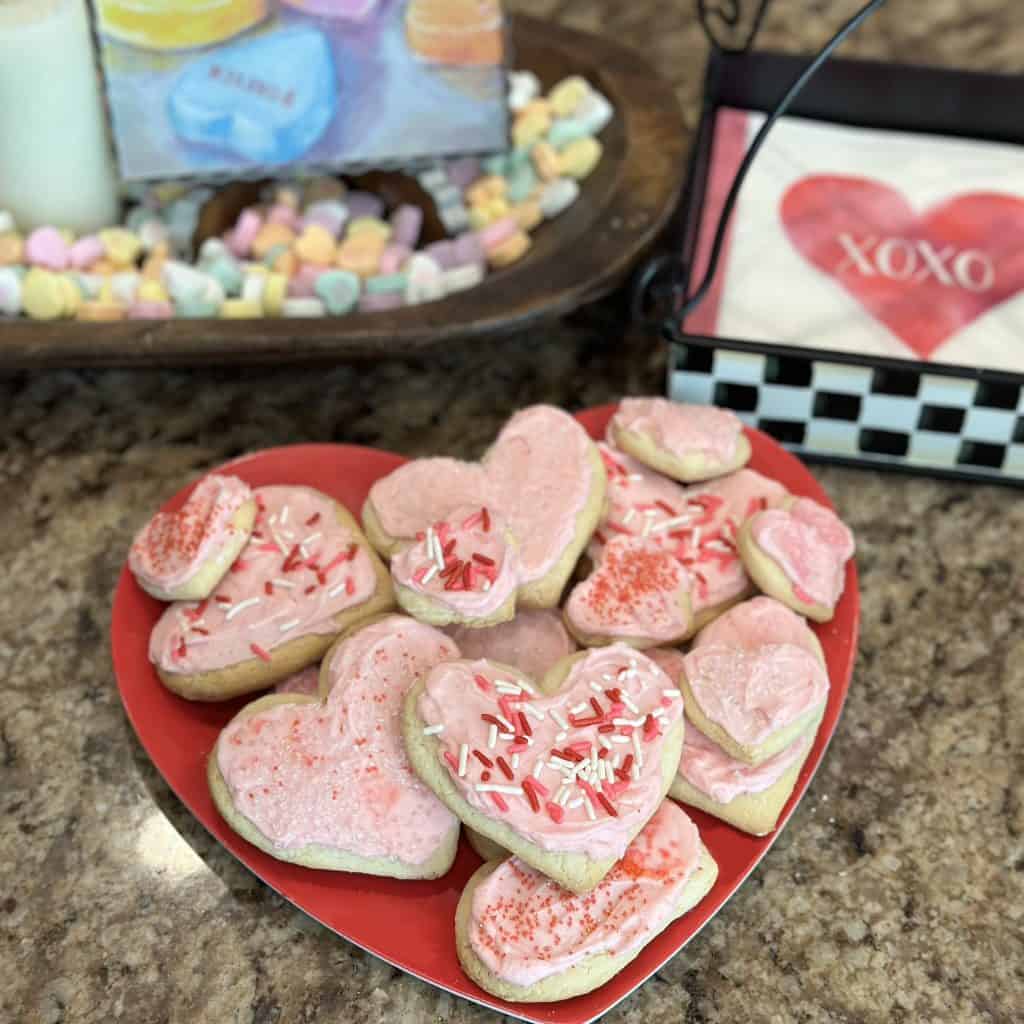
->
xmin=781 ymin=175 xmax=1024 ymax=359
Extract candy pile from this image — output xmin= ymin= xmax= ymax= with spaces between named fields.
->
xmin=0 ymin=70 xmax=612 ymax=323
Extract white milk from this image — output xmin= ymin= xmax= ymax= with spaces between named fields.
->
xmin=0 ymin=0 xmax=119 ymax=233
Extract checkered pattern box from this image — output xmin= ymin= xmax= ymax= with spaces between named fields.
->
xmin=664 ymin=50 xmax=1024 ymax=485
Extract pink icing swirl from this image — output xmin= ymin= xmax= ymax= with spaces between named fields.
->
xmin=612 ymin=397 xmax=743 ymax=464
xmin=390 ymin=505 xmax=518 ymax=619
xmin=683 ymin=597 xmax=829 ymax=746
xmin=468 ymin=801 xmax=701 ymax=986
xmin=565 ymin=535 xmax=691 ymax=643
xmin=679 ymin=726 xmax=814 ymax=804
xmin=417 ymin=645 xmax=684 ymax=861
xmin=593 ymin=445 xmax=787 ymax=613
xmin=751 ymin=497 xmax=855 ymax=609
xmin=446 ymin=610 xmax=577 ymax=680
xmin=150 ymin=485 xmax=378 ymax=674
xmin=216 ymin=616 xmax=459 ymax=862
xmin=130 ymin=474 xmax=252 ymax=594
xmin=367 ymin=405 xmax=596 ymax=586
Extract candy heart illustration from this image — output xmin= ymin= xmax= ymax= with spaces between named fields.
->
xmin=564 ymin=535 xmax=692 ymax=647
xmin=364 ymin=405 xmax=606 ymax=608
xmin=781 ymin=175 xmax=1024 ymax=359
xmin=403 ymin=644 xmax=685 ymax=893
xmin=169 ymin=27 xmax=336 ymax=164
xmin=209 ymin=615 xmax=461 ymax=877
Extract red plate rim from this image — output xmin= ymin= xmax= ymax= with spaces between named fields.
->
xmin=111 ymin=404 xmax=859 ymax=1024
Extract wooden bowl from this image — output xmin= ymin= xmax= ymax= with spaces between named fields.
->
xmin=1 ymin=14 xmax=685 ymax=368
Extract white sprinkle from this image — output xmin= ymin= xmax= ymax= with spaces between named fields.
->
xmin=643 ymin=508 xmax=658 ymax=517
xmin=482 ymin=580 xmax=491 ymax=592
xmin=512 ymin=754 xmax=520 ymax=771
xmin=567 ymin=798 xmax=583 ymax=810
xmin=327 ymin=581 xmax=348 ymax=597
xmin=557 ymin=787 xmax=572 ymax=807
xmin=299 ymin=543 xmax=309 ymax=559
xmin=613 ymin=717 xmax=644 ymax=728
xmin=610 ymin=735 xmax=630 ymax=745
xmin=570 ymin=702 xmax=588 ymax=715
xmin=612 ymin=754 xmax=621 ymax=769
xmin=549 ymin=756 xmax=574 ymax=771
xmin=281 ymin=529 xmax=295 ymax=540
xmin=706 ymin=539 xmax=732 ymax=552
xmin=632 ymin=732 xmax=644 ymax=767
xmin=589 ymin=682 xmax=603 ymax=694
xmin=662 ymin=688 xmax=681 ymax=699
xmin=498 ymin=732 xmax=516 ymax=741
xmin=280 ymin=505 xmax=289 ymax=524
xmin=642 ymin=518 xmax=652 ymax=537
xmin=494 ymin=714 xmax=515 ymax=732
xmin=555 ymin=731 xmax=568 ymax=742
xmin=522 ymin=704 xmax=544 ymax=722
xmin=269 ymin=526 xmax=289 ymax=555
xmin=651 ymin=514 xmax=697 ymax=534
xmin=621 ymin=693 xmax=640 ymax=714
xmin=278 ymin=618 xmax=300 ymax=632
xmin=653 ymin=708 xmax=668 ymax=721
xmin=458 ymin=744 xmax=469 ymax=777
xmin=517 ymin=678 xmax=537 ymax=696
xmin=271 ymin=577 xmax=296 ymax=589
xmin=598 ymin=736 xmax=612 ymax=751
xmin=422 ymin=564 xmax=439 ymax=585
xmin=628 ymin=473 xmax=643 ymax=481
xmin=602 ymin=673 xmax=614 ymax=683
xmin=269 ymin=513 xmax=278 ymax=526
xmin=584 ymin=797 xmax=596 ymax=820
xmin=532 ymin=761 xmax=545 ymax=780
xmin=632 ymin=761 xmax=641 ymax=780
xmin=495 ymin=682 xmax=522 ymax=695
xmin=692 ymin=527 xmax=702 ymax=549
xmin=623 ymin=508 xmax=636 ymax=524
xmin=550 ymin=710 xmax=569 ymax=731
xmin=475 ymin=784 xmax=524 ymax=795
xmin=186 ymin=637 xmax=207 ymax=646
xmin=488 ymin=724 xmax=498 ymax=749
xmin=422 ymin=724 xmax=445 ymax=736
xmin=304 ymin=531 xmax=322 ymax=547
xmin=225 ymin=597 xmax=260 ymax=621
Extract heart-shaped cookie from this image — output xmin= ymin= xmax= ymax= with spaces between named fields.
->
xmin=363 ymin=406 xmax=606 ymax=608
xmin=679 ymin=596 xmax=828 ymax=765
xmin=447 ymin=609 xmax=578 ymax=682
xmin=208 ymin=614 xmax=461 ymax=877
xmin=403 ymin=644 xmax=685 ymax=893
xmin=563 ymin=535 xmax=692 ymax=647
xmin=151 ymin=485 xmax=395 ymax=701
xmin=739 ymin=496 xmax=855 ymax=622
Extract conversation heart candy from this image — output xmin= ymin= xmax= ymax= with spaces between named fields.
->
xmin=389 ymin=205 xmax=423 ymax=249
xmin=0 ymin=233 xmax=23 ymax=266
xmin=539 ymin=178 xmax=580 ymax=219
xmin=294 ymin=224 xmax=336 ymax=265
xmin=69 ymin=235 xmax=105 ymax=270
xmin=574 ymin=89 xmax=614 ymax=136
xmin=109 ymin=272 xmax=141 ymax=305
xmin=25 ymin=227 xmax=70 ymax=271
xmin=548 ymin=75 xmax=590 ymax=117
xmin=0 ymin=267 xmax=22 ymax=315
xmin=442 ymin=263 xmax=485 ymax=294
xmin=227 ymin=208 xmax=264 ymax=257
xmin=22 ymin=268 xmax=66 ymax=320
xmin=403 ymin=253 xmax=444 ymax=306
xmin=282 ymin=297 xmax=326 ymax=317
xmin=303 ymin=199 xmax=348 ymax=237
xmin=559 ymin=137 xmax=603 ymax=180
xmin=507 ymin=69 xmax=540 ymax=111
xmin=100 ymin=228 xmax=143 ymax=266
xmin=379 ymin=244 xmax=411 ymax=275
xmin=314 ymin=269 xmax=360 ymax=315
xmin=168 ymin=27 xmax=336 ymax=164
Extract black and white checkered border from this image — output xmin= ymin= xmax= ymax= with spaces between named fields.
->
xmin=668 ymin=343 xmax=1024 ymax=483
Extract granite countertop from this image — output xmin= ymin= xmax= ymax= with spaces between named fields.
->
xmin=2 ymin=1 xmax=1022 ymax=1021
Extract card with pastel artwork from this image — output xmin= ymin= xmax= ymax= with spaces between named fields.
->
xmin=89 ymin=0 xmax=508 ymax=181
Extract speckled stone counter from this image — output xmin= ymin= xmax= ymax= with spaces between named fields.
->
xmin=2 ymin=2 xmax=1023 ymax=1022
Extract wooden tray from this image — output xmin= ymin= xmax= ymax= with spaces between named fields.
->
xmin=1 ymin=15 xmax=685 ymax=369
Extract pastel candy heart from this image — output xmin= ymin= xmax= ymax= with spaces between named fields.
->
xmin=366 ymin=406 xmax=604 ymax=602
xmin=169 ymin=27 xmax=336 ymax=164
xmin=69 ymin=235 xmax=105 ymax=270
xmin=747 ymin=497 xmax=855 ymax=611
xmin=25 ymin=227 xmax=70 ymax=271
xmin=403 ymin=253 xmax=445 ymax=305
xmin=389 ymin=205 xmax=423 ymax=249
xmin=303 ymin=200 xmax=349 ymax=237
xmin=0 ymin=267 xmax=22 ymax=315
xmin=564 ymin=535 xmax=692 ymax=646
xmin=314 ymin=269 xmax=360 ymax=315
xmin=406 ymin=644 xmax=685 ymax=889
xmin=211 ymin=615 xmax=460 ymax=875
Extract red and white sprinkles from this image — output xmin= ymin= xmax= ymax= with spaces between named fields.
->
xmin=409 ymin=507 xmax=499 ymax=593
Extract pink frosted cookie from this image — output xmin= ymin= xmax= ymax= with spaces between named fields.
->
xmin=563 ymin=535 xmax=692 ymax=648
xmin=592 ymin=444 xmax=788 ymax=634
xmin=390 ymin=505 xmax=520 ymax=628
xmin=273 ymin=664 xmax=321 ymax=697
xmin=129 ymin=474 xmax=256 ymax=602
xmin=363 ymin=405 xmax=606 ymax=609
xmin=608 ymin=397 xmax=751 ymax=482
xmin=447 ymin=609 xmax=577 ymax=681
xmin=739 ymin=496 xmax=855 ymax=622
xmin=150 ymin=485 xmax=395 ymax=701
xmin=455 ymin=800 xmax=717 ymax=1002
xmin=208 ymin=615 xmax=461 ymax=876
xmin=679 ymin=596 xmax=829 ymax=764
xmin=402 ymin=644 xmax=686 ymax=893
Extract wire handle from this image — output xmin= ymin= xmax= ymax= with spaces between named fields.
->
xmin=632 ymin=0 xmax=888 ymax=329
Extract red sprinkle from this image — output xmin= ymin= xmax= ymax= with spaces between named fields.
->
xmin=605 ymin=687 xmax=621 ymax=702
xmin=590 ymin=697 xmax=604 ymax=718
xmin=597 ymin=723 xmax=617 ymax=734
xmin=481 ymin=771 xmax=491 ymax=782
xmin=444 ymin=751 xmax=459 ymax=773
xmin=621 ymin=754 xmax=635 ymax=775
xmin=521 ymin=779 xmax=541 ymax=812
xmin=527 ymin=777 xmax=549 ymax=797
xmin=461 ymin=561 xmax=472 ymax=590
xmin=442 ymin=538 xmax=457 ymax=558
xmin=231 ymin=560 xmax=249 ymax=573
xmin=264 ymin=581 xmax=274 ymax=596
xmin=557 ymin=748 xmax=584 ymax=763
xmin=215 ymin=595 xmax=232 ymax=605
xmin=518 ymin=712 xmax=532 ymax=738
xmin=496 ymin=756 xmax=514 ymax=781
xmin=304 ymin=585 xmax=316 ymax=595
xmin=606 ymin=521 xmax=631 ymax=535
xmin=250 ymin=643 xmax=271 ymax=663
xmin=322 ymin=551 xmax=348 ymax=574
xmin=655 ymin=499 xmax=675 ymax=515
xmin=498 ymin=696 xmax=517 ymax=725
xmin=305 ymin=512 xmax=321 ymax=526
xmin=568 ymin=714 xmax=603 ymax=728
xmin=577 ymin=778 xmax=598 ymax=802
xmin=192 ymin=626 xmax=209 ymax=636
xmin=345 ymin=577 xmax=355 ymax=596
xmin=282 ymin=544 xmax=302 ymax=572
xmin=472 ymin=749 xmax=493 ymax=768
xmin=490 ymin=792 xmax=509 ymax=812
xmin=546 ymin=802 xmax=565 ymax=824
xmin=597 ymin=792 xmax=619 ymax=817
xmin=594 ymin=530 xmax=607 ymax=546
xmin=473 ymin=674 xmax=491 ymax=694
xmin=175 ymin=637 xmax=187 ymax=659
xmin=412 ymin=566 xmax=429 ymax=584
xmin=481 ymin=713 xmax=505 ymax=730
xmin=481 ymin=506 xmax=491 ymax=532
xmin=472 ymin=552 xmax=495 ymax=567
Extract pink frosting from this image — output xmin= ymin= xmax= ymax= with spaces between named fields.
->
xmin=593 ymin=445 xmax=787 ymax=613
xmin=565 ymin=535 xmax=691 ymax=643
xmin=391 ymin=505 xmax=519 ymax=619
xmin=682 ymin=597 xmax=829 ymax=747
xmin=468 ymin=800 xmax=701 ymax=986
xmin=417 ymin=645 xmax=684 ymax=861
xmin=130 ymin=474 xmax=253 ymax=595
xmin=274 ymin=664 xmax=321 ymax=696
xmin=367 ymin=405 xmax=596 ymax=587
xmin=645 ymin=647 xmax=686 ymax=686
xmin=447 ymin=610 xmax=577 ymax=680
xmin=150 ymin=486 xmax=379 ymax=674
xmin=612 ymin=397 xmax=743 ymax=464
xmin=216 ymin=616 xmax=459 ymax=861
xmin=679 ymin=726 xmax=813 ymax=804
xmin=751 ymin=497 xmax=855 ymax=609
